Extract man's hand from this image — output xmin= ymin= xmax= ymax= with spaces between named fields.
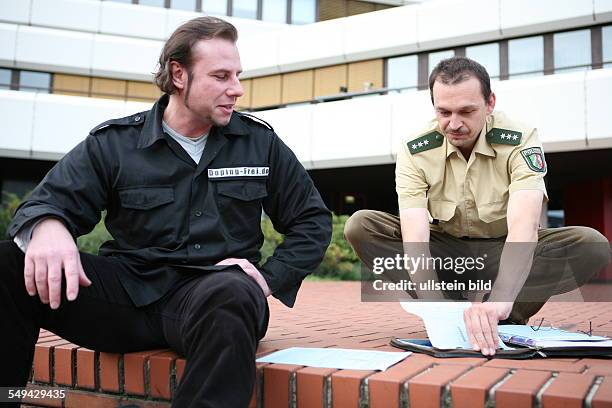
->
xmin=216 ymin=258 xmax=271 ymax=297
xmin=463 ymin=302 xmax=512 ymax=356
xmin=24 ymin=218 xmax=92 ymax=309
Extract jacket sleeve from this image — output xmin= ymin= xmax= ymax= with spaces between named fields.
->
xmin=8 ymin=135 xmax=110 ymax=240
xmin=261 ymin=133 xmax=332 ymax=307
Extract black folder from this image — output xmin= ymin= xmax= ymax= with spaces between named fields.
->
xmin=390 ymin=338 xmax=612 ymax=359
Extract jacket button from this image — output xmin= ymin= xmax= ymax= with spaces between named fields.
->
xmin=194 ymin=244 xmax=201 ymax=249
xmin=134 ymin=116 xmax=141 ymax=122
xmin=195 ymin=211 xmax=202 ymax=217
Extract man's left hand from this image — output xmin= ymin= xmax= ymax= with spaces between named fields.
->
xmin=463 ymin=302 xmax=513 ymax=356
xmin=216 ymin=258 xmax=271 ymax=297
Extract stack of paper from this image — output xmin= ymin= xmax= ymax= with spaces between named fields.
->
xmin=256 ymin=347 xmax=410 ymax=371
xmin=498 ymin=325 xmax=612 ymax=348
xmin=400 ymin=301 xmax=512 ymax=350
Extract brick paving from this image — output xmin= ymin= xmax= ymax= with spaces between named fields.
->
xmin=26 ymin=281 xmax=612 ymax=407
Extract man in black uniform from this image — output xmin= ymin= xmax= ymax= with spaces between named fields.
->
xmin=0 ymin=17 xmax=331 ymax=407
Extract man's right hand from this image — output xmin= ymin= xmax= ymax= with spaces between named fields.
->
xmin=24 ymin=218 xmax=92 ymax=309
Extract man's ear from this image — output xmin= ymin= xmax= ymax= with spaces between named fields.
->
xmin=170 ymin=61 xmax=186 ymax=91
xmin=486 ymin=91 xmax=496 ymax=114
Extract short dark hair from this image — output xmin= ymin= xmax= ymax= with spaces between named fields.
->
xmin=154 ymin=17 xmax=238 ymax=95
xmin=428 ymin=56 xmax=492 ymax=104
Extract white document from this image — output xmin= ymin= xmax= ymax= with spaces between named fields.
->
xmin=400 ymin=301 xmax=512 ymax=350
xmin=256 ymin=347 xmax=411 ymax=371
xmin=498 ymin=325 xmax=608 ymax=342
xmin=498 ymin=325 xmax=610 ymax=348
xmin=532 ymin=340 xmax=612 ymax=348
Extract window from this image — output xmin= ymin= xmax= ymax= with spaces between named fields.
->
xmin=263 ymin=0 xmax=287 ymax=23
xmin=232 ymin=0 xmax=257 ymax=19
xmin=171 ymin=0 xmax=196 ymax=11
xmin=138 ymin=0 xmax=165 ymax=7
xmin=0 ymin=68 xmax=11 ymax=90
xmin=202 ymin=0 xmax=227 ymax=15
xmin=554 ymin=29 xmax=591 ymax=73
xmin=466 ymin=43 xmax=500 ymax=80
xmin=386 ymin=55 xmax=418 ymax=91
xmin=19 ymin=70 xmax=51 ymax=93
xmin=106 ymin=0 xmax=132 ymax=3
xmin=428 ymin=50 xmax=454 ymax=74
xmin=508 ymin=36 xmax=543 ymax=78
xmin=291 ymin=0 xmax=316 ymax=25
xmin=603 ymin=25 xmax=612 ymax=68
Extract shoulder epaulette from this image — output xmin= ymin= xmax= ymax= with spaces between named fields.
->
xmin=89 ymin=112 xmax=146 ymax=136
xmin=238 ymin=112 xmax=274 ymax=132
xmin=408 ymin=131 xmax=444 ymax=155
xmin=486 ymin=127 xmax=522 ymax=145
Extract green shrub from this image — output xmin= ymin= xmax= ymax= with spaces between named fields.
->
xmin=261 ymin=214 xmax=361 ymax=281
xmin=0 ymin=193 xmax=23 ymax=239
xmin=316 ymin=214 xmax=361 ymax=280
xmin=260 ymin=216 xmax=284 ymax=263
xmin=77 ymin=215 xmax=112 ymax=255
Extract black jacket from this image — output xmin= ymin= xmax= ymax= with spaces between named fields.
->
xmin=9 ymin=95 xmax=332 ymax=307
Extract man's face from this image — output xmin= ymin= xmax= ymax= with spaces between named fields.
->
xmin=432 ymin=76 xmax=495 ymax=152
xmin=178 ymin=38 xmax=244 ymax=127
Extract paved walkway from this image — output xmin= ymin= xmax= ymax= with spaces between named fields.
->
xmin=27 ymin=281 xmax=612 ymax=407
xmin=256 ymin=281 xmax=612 ymax=408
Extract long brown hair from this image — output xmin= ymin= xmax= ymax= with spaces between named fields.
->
xmin=154 ymin=17 xmax=238 ymax=95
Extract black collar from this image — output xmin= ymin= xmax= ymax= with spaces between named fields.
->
xmin=138 ymin=94 xmax=249 ymax=149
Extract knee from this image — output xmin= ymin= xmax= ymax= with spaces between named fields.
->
xmin=184 ymin=271 xmax=267 ymax=338
xmin=561 ymin=227 xmax=611 ymax=275
xmin=190 ymin=271 xmax=265 ymax=317
xmin=574 ymin=227 xmax=610 ymax=266
xmin=344 ymin=210 xmax=376 ymax=246
xmin=572 ymin=226 xmax=608 ymax=244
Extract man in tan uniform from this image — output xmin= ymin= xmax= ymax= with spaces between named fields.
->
xmin=345 ymin=56 xmax=610 ymax=356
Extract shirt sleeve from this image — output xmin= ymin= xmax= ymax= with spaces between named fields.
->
xmin=7 ymin=135 xmax=110 ymax=240
xmin=260 ymin=133 xmax=332 ymax=308
xmin=508 ymin=128 xmax=549 ymax=200
xmin=396 ymin=140 xmax=429 ymax=209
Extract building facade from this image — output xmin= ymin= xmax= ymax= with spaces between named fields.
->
xmin=1 ymin=0 xmax=611 ymax=263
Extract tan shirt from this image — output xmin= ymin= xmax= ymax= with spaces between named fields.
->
xmin=396 ymin=111 xmax=548 ymax=238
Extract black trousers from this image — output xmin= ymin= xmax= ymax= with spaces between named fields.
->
xmin=0 ymin=241 xmax=269 ymax=407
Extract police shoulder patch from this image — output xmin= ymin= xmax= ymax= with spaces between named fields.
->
xmin=89 ymin=112 xmax=146 ymax=136
xmin=238 ymin=112 xmax=274 ymax=132
xmin=486 ymin=127 xmax=522 ymax=145
xmin=520 ymin=147 xmax=547 ymax=172
xmin=408 ymin=131 xmax=444 ymax=155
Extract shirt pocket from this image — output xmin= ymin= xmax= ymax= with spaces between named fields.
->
xmin=215 ymin=180 xmax=268 ymax=240
xmin=216 ymin=180 xmax=268 ymax=202
xmin=119 ymin=186 xmax=174 ymax=210
xmin=116 ymin=186 xmax=176 ymax=245
xmin=428 ymin=200 xmax=457 ymax=223
xmin=477 ymin=199 xmax=506 ymax=223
